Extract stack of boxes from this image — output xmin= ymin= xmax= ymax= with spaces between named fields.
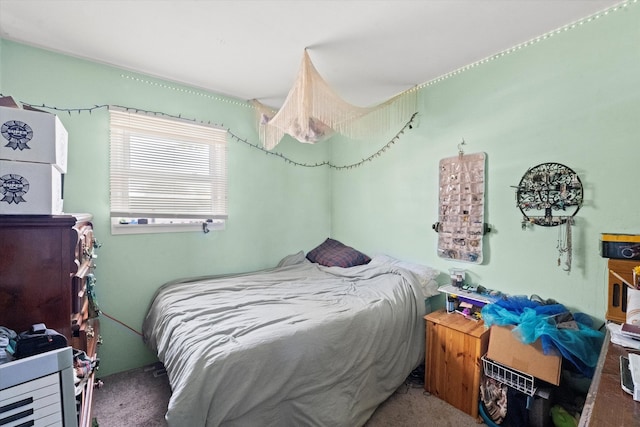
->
xmin=0 ymin=96 xmax=68 ymax=214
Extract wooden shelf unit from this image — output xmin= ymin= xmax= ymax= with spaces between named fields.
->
xmin=606 ymin=258 xmax=637 ymax=324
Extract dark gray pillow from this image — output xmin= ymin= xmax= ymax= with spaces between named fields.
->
xmin=306 ymin=238 xmax=371 ymax=268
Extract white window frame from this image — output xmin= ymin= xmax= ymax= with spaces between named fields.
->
xmin=109 ymin=107 xmax=228 ymax=235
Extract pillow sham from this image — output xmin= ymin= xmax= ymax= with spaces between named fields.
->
xmin=370 ymin=254 xmax=441 ymax=297
xmin=276 ymin=250 xmax=309 ymax=268
xmin=306 ymin=238 xmax=371 ymax=268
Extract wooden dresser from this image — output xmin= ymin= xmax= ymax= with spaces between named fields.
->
xmin=0 ymin=214 xmax=100 ymax=427
xmin=425 ymin=309 xmax=489 ymax=419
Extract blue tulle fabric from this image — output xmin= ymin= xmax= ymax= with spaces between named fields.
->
xmin=482 ymin=296 xmax=604 ymax=378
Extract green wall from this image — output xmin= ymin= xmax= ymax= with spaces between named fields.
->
xmin=332 ymin=4 xmax=640 ymax=319
xmin=0 ymin=40 xmax=332 ymax=375
xmin=1 ymin=3 xmax=639 ymax=376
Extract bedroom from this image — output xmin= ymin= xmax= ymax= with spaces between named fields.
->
xmin=0 ymin=0 xmax=638 ymax=425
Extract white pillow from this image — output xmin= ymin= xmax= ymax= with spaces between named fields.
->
xmin=370 ymin=254 xmax=441 ymax=297
xmin=276 ymin=251 xmax=309 ymax=268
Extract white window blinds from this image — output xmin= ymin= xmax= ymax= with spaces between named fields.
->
xmin=110 ymin=108 xmax=228 ymax=220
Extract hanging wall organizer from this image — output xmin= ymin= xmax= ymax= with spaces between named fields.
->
xmin=433 ymin=145 xmax=488 ymax=264
xmin=514 ymin=162 xmax=583 ymax=271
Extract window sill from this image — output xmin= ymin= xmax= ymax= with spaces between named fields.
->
xmin=110 ymin=221 xmax=225 ymax=235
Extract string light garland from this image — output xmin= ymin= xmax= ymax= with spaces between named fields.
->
xmin=1 ymin=0 xmax=630 ymax=168
xmin=0 ymin=94 xmax=417 ymax=169
xmin=229 ymin=112 xmax=417 ymax=170
xmin=417 ymin=0 xmax=636 ymax=89
xmin=120 ymin=74 xmax=251 ymax=108
xmin=119 ymin=0 xmax=636 ymax=101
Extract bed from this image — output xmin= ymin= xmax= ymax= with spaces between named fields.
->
xmin=142 ymin=239 xmax=439 ymax=427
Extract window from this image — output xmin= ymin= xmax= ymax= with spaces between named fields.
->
xmin=109 ymin=108 xmax=227 ymax=234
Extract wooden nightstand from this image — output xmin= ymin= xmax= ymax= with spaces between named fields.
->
xmin=424 ymin=309 xmax=489 ymax=419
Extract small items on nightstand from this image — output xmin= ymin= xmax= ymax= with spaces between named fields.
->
xmin=438 ymin=281 xmax=501 ymax=321
xmin=449 ymin=268 xmax=465 ymax=288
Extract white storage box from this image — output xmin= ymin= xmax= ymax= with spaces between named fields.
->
xmin=0 ymin=106 xmax=68 ymax=173
xmin=0 ymin=160 xmax=63 ymax=214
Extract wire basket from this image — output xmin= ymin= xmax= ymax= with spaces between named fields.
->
xmin=482 ymin=354 xmax=536 ymax=396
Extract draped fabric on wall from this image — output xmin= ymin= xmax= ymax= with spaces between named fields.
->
xmin=251 ymin=50 xmax=418 ymax=151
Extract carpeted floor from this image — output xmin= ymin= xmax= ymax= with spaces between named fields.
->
xmin=92 ymin=363 xmax=481 ymax=426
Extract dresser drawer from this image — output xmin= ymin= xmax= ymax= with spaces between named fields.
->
xmin=74 ymin=222 xmax=97 ymax=268
xmin=71 ymin=317 xmax=100 ymax=356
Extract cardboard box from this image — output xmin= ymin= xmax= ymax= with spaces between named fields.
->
xmin=0 ymin=106 xmax=68 ymax=173
xmin=601 ymin=234 xmax=640 ymax=260
xmin=486 ymin=325 xmax=562 ymax=385
xmin=0 ymin=160 xmax=63 ymax=214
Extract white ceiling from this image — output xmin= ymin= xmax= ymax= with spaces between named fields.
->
xmin=0 ymin=0 xmax=624 ymax=108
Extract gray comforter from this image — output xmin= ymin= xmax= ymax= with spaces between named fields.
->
xmin=143 ymin=258 xmax=427 ymax=427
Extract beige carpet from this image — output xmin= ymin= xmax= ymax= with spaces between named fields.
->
xmin=93 ymin=363 xmax=480 ymax=427
xmin=365 ymin=384 xmax=481 ymax=427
